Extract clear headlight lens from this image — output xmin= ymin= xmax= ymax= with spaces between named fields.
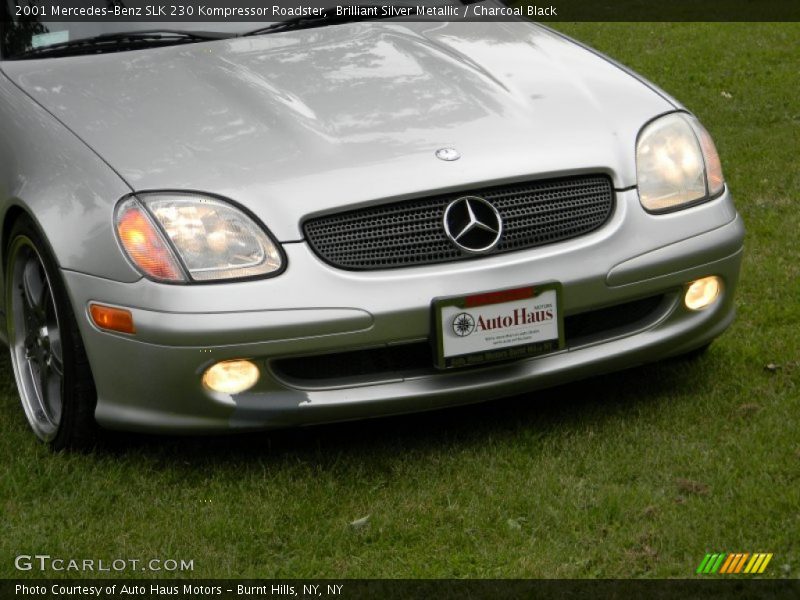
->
xmin=636 ymin=113 xmax=725 ymax=212
xmin=116 ymin=193 xmax=283 ymax=282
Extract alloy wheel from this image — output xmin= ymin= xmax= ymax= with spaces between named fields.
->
xmin=7 ymin=237 xmax=65 ymax=441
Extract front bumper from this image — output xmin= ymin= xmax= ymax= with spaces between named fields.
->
xmin=62 ymin=189 xmax=745 ymax=433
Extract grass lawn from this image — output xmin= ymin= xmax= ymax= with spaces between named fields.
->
xmin=1 ymin=23 xmax=798 ymax=579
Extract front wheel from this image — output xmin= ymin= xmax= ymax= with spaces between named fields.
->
xmin=5 ymin=215 xmax=98 ymax=450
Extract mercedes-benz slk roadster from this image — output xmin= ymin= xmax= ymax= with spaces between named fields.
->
xmin=0 ymin=5 xmax=744 ymax=449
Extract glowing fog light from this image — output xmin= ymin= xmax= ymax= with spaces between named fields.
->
xmin=202 ymin=360 xmax=259 ymax=394
xmin=685 ymin=276 xmax=721 ymax=310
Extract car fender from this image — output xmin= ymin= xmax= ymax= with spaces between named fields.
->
xmin=0 ymin=66 xmax=141 ymax=310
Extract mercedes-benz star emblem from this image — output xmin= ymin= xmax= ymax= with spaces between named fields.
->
xmin=443 ymin=196 xmax=503 ymax=254
xmin=435 ymin=147 xmax=461 ymax=161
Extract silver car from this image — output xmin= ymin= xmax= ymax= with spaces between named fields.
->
xmin=0 ymin=7 xmax=744 ymax=449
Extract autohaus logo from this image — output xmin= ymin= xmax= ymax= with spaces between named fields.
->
xmin=452 ymin=307 xmax=554 ymax=337
xmin=452 ymin=313 xmax=476 ymax=337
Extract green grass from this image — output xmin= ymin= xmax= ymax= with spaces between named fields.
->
xmin=1 ymin=23 xmax=798 ymax=579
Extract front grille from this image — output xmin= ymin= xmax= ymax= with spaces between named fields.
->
xmin=304 ymin=174 xmax=615 ymax=270
xmin=271 ymin=294 xmax=668 ymax=383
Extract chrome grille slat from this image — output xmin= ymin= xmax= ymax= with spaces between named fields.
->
xmin=304 ymin=174 xmax=614 ymax=270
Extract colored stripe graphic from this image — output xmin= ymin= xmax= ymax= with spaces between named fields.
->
xmin=710 ymin=554 xmax=725 ymax=573
xmin=696 ymin=554 xmax=713 ymax=574
xmin=758 ymin=554 xmax=773 ymax=574
xmin=734 ymin=553 xmax=750 ymax=573
xmin=719 ymin=554 xmax=736 ymax=574
xmin=744 ymin=554 xmax=759 ymax=573
xmin=750 ymin=554 xmax=766 ymax=573
xmin=700 ymin=553 xmax=773 ymax=575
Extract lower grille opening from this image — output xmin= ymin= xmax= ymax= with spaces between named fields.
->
xmin=564 ymin=293 xmax=667 ymax=343
xmin=271 ymin=294 xmax=671 ymax=384
xmin=274 ymin=344 xmax=436 ymax=382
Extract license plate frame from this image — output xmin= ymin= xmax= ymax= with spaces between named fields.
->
xmin=432 ymin=283 xmax=564 ymax=370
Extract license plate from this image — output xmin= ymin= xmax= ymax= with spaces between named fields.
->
xmin=432 ymin=283 xmax=564 ymax=369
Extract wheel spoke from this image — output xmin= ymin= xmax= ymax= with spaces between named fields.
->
xmin=47 ymin=351 xmax=64 ymax=378
xmin=26 ymin=360 xmax=53 ymax=427
xmin=22 ymin=258 xmax=47 ymax=319
xmin=38 ymin=362 xmax=51 ymax=418
xmin=44 ymin=360 xmax=63 ymax=424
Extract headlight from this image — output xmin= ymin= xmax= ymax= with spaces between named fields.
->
xmin=636 ymin=113 xmax=725 ymax=212
xmin=116 ymin=193 xmax=283 ymax=282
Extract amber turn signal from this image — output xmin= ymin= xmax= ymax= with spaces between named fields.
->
xmin=116 ymin=199 xmax=185 ymax=282
xmin=89 ymin=303 xmax=136 ymax=334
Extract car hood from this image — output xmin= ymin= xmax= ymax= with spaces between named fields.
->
xmin=3 ymin=21 xmax=673 ymax=240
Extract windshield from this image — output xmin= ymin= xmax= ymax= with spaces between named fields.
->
xmin=0 ymin=0 xmax=471 ymax=59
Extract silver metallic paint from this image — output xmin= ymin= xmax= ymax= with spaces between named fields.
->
xmin=2 ymin=22 xmax=673 ymax=243
xmin=61 ymin=191 xmax=743 ymax=432
xmin=0 ymin=20 xmax=744 ymax=433
xmin=0 ymin=70 xmax=141 ymax=294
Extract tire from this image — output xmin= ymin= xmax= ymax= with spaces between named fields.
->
xmin=5 ymin=214 xmax=98 ymax=450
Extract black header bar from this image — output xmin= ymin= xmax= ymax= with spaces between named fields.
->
xmin=2 ymin=0 xmax=799 ymax=23
xmin=4 ymin=579 xmax=800 ymax=600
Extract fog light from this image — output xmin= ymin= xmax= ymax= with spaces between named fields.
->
xmin=684 ymin=276 xmax=721 ymax=310
xmin=202 ymin=360 xmax=259 ymax=394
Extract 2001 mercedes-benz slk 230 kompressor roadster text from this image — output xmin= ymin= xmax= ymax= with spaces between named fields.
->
xmin=0 ymin=2 xmax=744 ymax=449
